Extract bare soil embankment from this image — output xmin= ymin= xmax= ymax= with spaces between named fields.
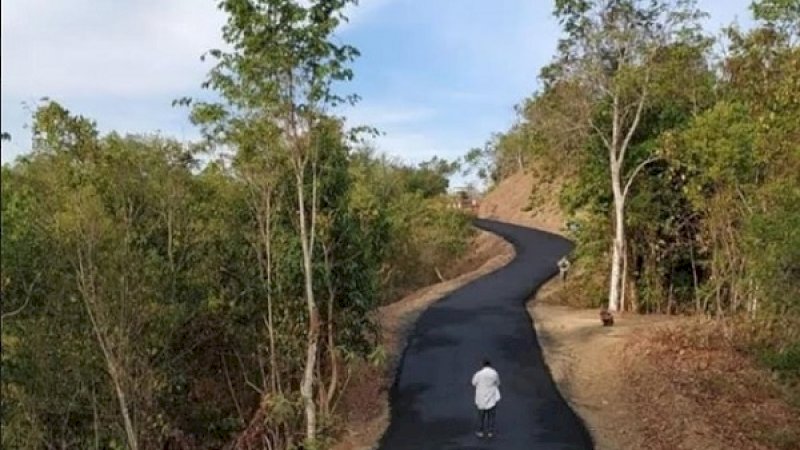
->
xmin=478 ymin=170 xmax=564 ymax=233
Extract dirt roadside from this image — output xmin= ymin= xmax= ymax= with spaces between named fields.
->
xmin=530 ymin=279 xmax=678 ymax=450
xmin=531 ymin=277 xmax=800 ymax=450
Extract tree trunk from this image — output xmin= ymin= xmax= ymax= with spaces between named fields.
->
xmin=81 ymin=284 xmax=138 ymax=450
xmin=749 ymin=280 xmax=758 ymax=319
xmin=605 ymin=85 xmax=646 ymax=314
xmin=109 ymin=362 xmax=138 ymax=450
xmin=323 ymin=244 xmax=339 ymax=415
xmin=296 ymin=167 xmax=319 ymax=444
xmin=620 ymin=241 xmax=628 ymax=313
xmin=690 ymin=242 xmax=700 ymax=313
xmin=608 ymin=162 xmax=625 ymax=312
xmin=76 ymin=230 xmax=139 ymax=450
xmin=264 ymin=194 xmax=279 ymax=394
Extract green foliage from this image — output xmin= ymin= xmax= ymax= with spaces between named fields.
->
xmin=462 ymin=143 xmax=498 ymax=183
xmin=478 ymin=1 xmax=799 ymax=330
xmin=751 ymin=0 xmax=800 ymax=36
xmin=2 ymin=94 xmax=472 ymax=447
xmin=407 ymin=156 xmax=460 ymax=197
xmin=745 ymin=183 xmax=800 ymax=314
xmin=758 ymin=342 xmax=800 ymax=375
xmin=349 ymin=148 xmax=473 ymax=302
xmin=191 ymin=0 xmax=359 ymax=140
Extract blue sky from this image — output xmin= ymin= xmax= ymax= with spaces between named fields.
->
xmin=1 ymin=0 xmax=755 ymax=172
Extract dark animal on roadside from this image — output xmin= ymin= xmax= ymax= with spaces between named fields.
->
xmin=600 ymin=309 xmax=614 ymax=327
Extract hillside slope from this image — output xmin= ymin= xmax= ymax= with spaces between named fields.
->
xmin=478 ymin=170 xmax=564 ymax=234
xmin=478 ymin=171 xmax=800 ymax=450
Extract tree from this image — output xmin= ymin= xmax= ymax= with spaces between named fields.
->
xmin=3 ymin=98 xmax=474 ymax=448
xmin=463 ymin=136 xmax=500 ymax=186
xmin=663 ymin=3 xmax=800 ymax=318
xmin=191 ymin=0 xmax=359 ymax=443
xmin=750 ymin=0 xmax=800 ymax=39
xmin=406 ymin=156 xmax=460 ymax=197
xmin=550 ymin=0 xmax=705 ymax=312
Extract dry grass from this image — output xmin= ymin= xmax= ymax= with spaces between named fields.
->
xmin=532 ymin=277 xmax=800 ymax=450
xmin=621 ymin=321 xmax=800 ymax=450
xmin=530 ymin=279 xmax=679 ymax=450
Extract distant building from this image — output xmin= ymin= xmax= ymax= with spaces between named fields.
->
xmin=447 ymin=186 xmax=481 ymax=212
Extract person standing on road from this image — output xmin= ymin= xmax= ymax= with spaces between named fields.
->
xmin=472 ymin=359 xmax=501 ymax=438
xmin=558 ymin=256 xmax=571 ymax=282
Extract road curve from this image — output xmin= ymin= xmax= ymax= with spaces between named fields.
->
xmin=377 ymin=219 xmax=593 ymax=450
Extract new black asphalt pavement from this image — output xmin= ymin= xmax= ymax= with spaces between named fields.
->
xmin=377 ymin=219 xmax=594 ymax=450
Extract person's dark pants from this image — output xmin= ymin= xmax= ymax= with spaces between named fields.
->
xmin=477 ymin=406 xmax=496 ymax=434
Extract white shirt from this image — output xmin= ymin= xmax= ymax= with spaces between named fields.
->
xmin=471 ymin=366 xmax=501 ymax=410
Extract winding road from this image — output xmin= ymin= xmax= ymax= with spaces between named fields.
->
xmin=377 ymin=219 xmax=594 ymax=450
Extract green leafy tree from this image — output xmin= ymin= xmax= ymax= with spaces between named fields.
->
xmin=549 ymin=0 xmax=706 ymax=312
xmin=190 ymin=0 xmax=360 ymax=443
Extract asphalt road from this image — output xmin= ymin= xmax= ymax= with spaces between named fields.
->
xmin=377 ymin=219 xmax=594 ymax=450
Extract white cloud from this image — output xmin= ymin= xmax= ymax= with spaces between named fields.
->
xmin=341 ymin=102 xmax=461 ymax=164
xmin=364 ymin=130 xmax=473 ymax=165
xmin=1 ymin=0 xmax=225 ymax=98
xmin=2 ymin=0 xmax=754 ymax=168
xmin=341 ymin=0 xmax=398 ymax=30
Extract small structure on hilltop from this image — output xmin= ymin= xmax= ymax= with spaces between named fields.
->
xmin=448 ymin=186 xmax=481 ymax=212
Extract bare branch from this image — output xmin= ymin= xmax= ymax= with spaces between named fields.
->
xmin=590 ymin=118 xmax=613 ymax=152
xmin=619 ymin=83 xmax=648 ymax=164
xmin=735 ymin=184 xmax=754 ymax=214
xmin=309 ymin=157 xmax=319 ymax=256
xmin=622 ymin=157 xmax=661 ymax=202
xmin=1 ymin=273 xmax=40 ymax=320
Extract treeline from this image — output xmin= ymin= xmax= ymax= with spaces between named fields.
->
xmin=0 ymin=1 xmax=472 ymax=448
xmin=475 ymin=0 xmax=798 ymax=357
xmin=0 ymin=107 xmax=468 ymax=449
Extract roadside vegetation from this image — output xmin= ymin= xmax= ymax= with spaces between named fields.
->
xmin=0 ymin=1 xmax=472 ymax=448
xmin=471 ymin=0 xmax=799 ymax=447
xmin=473 ymin=0 xmax=799 ymax=380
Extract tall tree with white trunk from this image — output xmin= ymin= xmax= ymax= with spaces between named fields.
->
xmin=190 ymin=0 xmax=359 ymax=444
xmin=550 ymin=0 xmax=705 ymax=312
